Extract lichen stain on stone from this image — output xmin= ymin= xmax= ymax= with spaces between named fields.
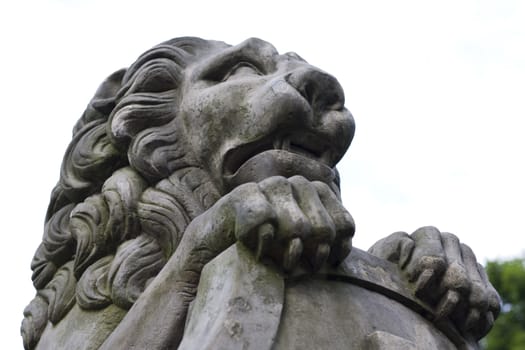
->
xmin=224 ymin=319 xmax=243 ymax=339
xmin=262 ymin=295 xmax=275 ymax=305
xmin=228 ymin=296 xmax=251 ymax=313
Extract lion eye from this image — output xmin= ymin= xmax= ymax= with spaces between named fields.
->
xmin=222 ymin=62 xmax=262 ymax=81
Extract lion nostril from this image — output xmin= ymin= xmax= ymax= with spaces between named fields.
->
xmin=286 ymin=68 xmax=345 ymax=112
xmin=322 ymin=91 xmax=344 ymax=111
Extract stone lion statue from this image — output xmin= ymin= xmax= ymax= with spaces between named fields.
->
xmin=22 ymin=37 xmax=500 ymax=349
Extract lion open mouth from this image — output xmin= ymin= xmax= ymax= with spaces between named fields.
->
xmin=222 ymin=132 xmax=337 ymax=191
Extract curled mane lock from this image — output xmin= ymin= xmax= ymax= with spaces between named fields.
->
xmin=22 ymin=37 xmax=224 ymax=350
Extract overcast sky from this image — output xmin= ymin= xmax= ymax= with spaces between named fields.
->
xmin=2 ymin=0 xmax=524 ymax=347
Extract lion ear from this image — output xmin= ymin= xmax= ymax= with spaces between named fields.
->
xmin=73 ymin=68 xmax=126 ymax=135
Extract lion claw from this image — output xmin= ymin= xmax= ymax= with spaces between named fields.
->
xmin=284 ymin=238 xmax=303 ymax=271
xmin=255 ymin=224 xmax=274 ymax=261
xmin=436 ymin=289 xmax=460 ymax=320
xmin=328 ymin=238 xmax=351 ymax=266
xmin=311 ymin=243 xmax=330 ymax=271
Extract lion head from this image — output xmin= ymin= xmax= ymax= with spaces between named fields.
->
xmin=21 ymin=37 xmax=355 ymax=349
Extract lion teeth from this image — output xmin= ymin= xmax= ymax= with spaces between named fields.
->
xmin=282 ymin=138 xmax=291 ymax=151
xmin=273 ymin=138 xmax=290 ymax=151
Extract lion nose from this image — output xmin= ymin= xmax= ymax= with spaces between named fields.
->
xmin=285 ymin=68 xmax=345 ymax=112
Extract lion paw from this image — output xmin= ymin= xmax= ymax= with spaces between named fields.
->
xmin=222 ymin=175 xmax=355 ymax=272
xmin=368 ymin=226 xmax=501 ymax=340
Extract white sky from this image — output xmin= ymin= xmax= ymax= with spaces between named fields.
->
xmin=1 ymin=0 xmax=524 ymax=348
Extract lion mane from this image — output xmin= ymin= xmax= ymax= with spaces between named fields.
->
xmin=21 ymin=37 xmax=229 ymax=349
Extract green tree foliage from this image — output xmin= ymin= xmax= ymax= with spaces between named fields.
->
xmin=484 ymin=257 xmax=525 ymax=350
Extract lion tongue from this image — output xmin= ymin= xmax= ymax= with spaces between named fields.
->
xmin=225 ymin=149 xmax=335 ymax=189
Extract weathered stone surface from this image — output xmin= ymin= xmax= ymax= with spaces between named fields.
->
xmin=180 ymin=243 xmax=284 ymax=350
xmin=182 ymin=244 xmax=478 ymax=349
xmin=276 ymin=281 xmax=454 ymax=349
xmin=22 ymin=37 xmax=500 ymax=349
xmin=364 ymin=331 xmax=417 ymax=350
xmin=35 ymin=305 xmax=126 ymax=350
